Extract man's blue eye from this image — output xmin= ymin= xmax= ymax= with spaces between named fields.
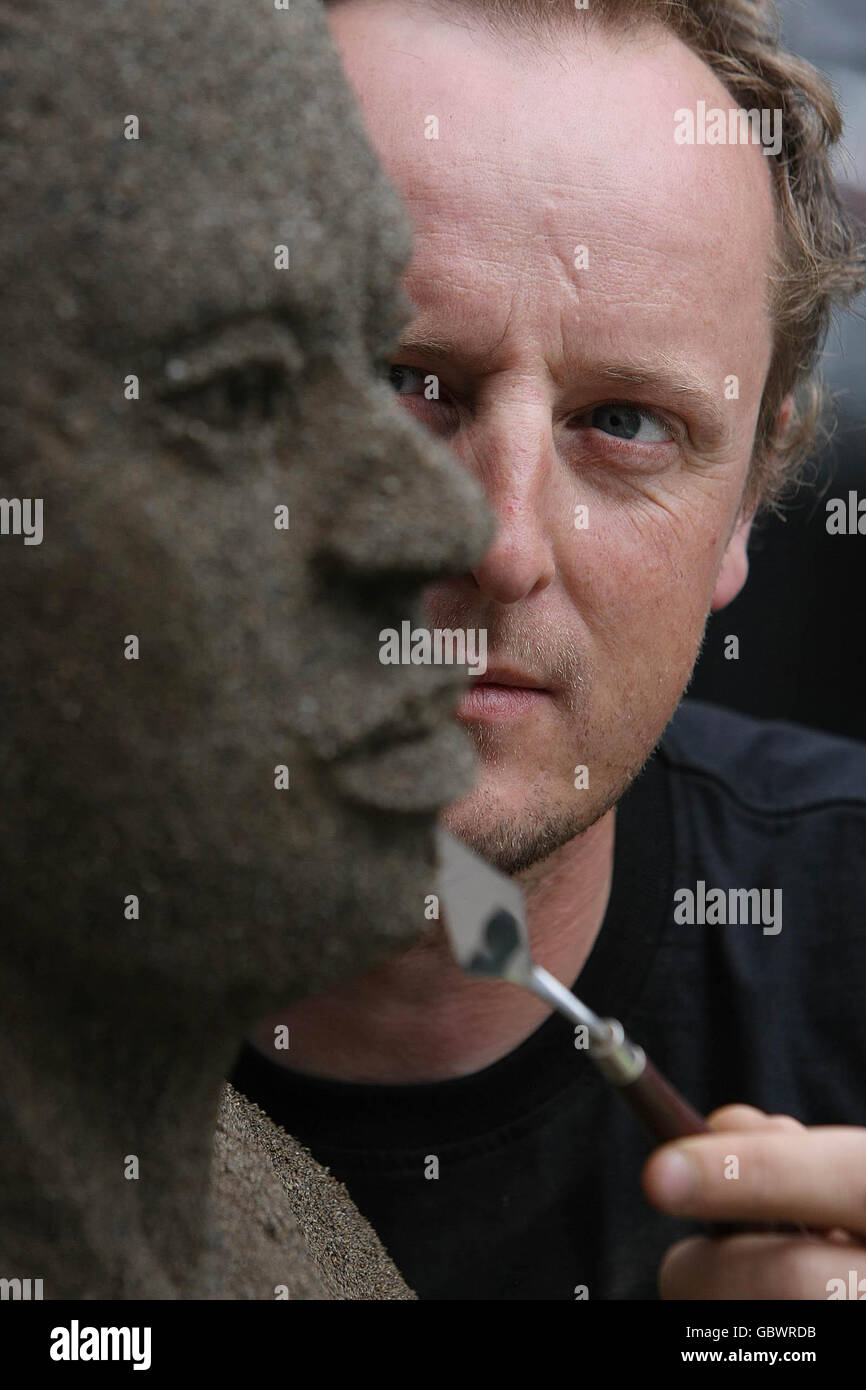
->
xmin=589 ymin=404 xmax=670 ymax=443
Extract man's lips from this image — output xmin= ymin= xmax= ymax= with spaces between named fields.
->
xmin=473 ymin=666 xmax=550 ymax=690
xmin=456 ymin=667 xmax=553 ymax=721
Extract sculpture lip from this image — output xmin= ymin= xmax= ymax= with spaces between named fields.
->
xmin=329 ymin=717 xmax=474 ymax=812
xmin=330 ymin=676 xmax=467 ymax=765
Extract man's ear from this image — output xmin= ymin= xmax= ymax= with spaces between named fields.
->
xmin=710 ymin=509 xmax=754 ymax=612
xmin=710 ymin=393 xmax=795 ymax=613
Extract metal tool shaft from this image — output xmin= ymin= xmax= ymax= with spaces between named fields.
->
xmin=528 ymin=964 xmax=709 ymax=1140
xmin=527 ymin=963 xmax=608 ymax=1041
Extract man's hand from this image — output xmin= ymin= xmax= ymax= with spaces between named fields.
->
xmin=641 ymin=1104 xmax=866 ymax=1299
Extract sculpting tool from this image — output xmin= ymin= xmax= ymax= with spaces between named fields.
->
xmin=436 ymin=826 xmax=708 ymax=1141
xmin=436 ymin=827 xmax=816 ymax=1238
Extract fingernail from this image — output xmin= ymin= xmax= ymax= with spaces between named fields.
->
xmin=653 ymin=1150 xmax=699 ymax=1209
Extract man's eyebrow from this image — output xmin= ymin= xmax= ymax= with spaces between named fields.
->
xmin=588 ymin=358 xmax=730 ymax=443
xmin=393 ymin=333 xmax=731 ymax=445
xmin=392 ymin=330 xmax=462 ymax=359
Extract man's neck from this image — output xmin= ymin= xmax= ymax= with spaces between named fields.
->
xmin=254 ymin=809 xmax=616 ymax=1083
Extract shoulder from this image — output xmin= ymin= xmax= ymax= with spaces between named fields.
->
xmin=659 ymin=699 xmax=866 ymax=818
xmin=209 ymin=1082 xmax=331 ymax=1299
xmin=212 ymin=1082 xmax=415 ymax=1301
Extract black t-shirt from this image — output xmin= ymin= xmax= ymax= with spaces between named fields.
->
xmin=229 ymin=700 xmax=866 ymax=1299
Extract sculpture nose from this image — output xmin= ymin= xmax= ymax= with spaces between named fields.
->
xmin=315 ymin=378 xmax=494 ymax=587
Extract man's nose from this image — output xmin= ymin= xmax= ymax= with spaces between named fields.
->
xmin=462 ymin=405 xmax=557 ymax=606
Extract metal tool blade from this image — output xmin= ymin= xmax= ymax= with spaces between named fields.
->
xmin=435 ymin=826 xmax=533 ymax=984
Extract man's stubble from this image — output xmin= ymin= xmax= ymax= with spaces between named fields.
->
xmin=426 ymin=593 xmax=636 ymax=873
xmin=432 ymin=590 xmax=703 ymax=875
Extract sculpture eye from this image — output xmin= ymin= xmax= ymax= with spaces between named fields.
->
xmin=162 ymin=360 xmax=288 ymax=430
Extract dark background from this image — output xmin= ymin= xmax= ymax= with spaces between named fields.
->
xmin=689 ymin=0 xmax=866 ymax=741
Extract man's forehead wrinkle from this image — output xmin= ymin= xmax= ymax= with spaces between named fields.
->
xmin=403 ymin=182 xmax=772 ymax=356
xmin=399 ymin=129 xmax=772 ymax=267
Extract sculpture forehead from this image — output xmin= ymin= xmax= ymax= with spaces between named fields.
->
xmin=2 ymin=0 xmax=412 ymax=358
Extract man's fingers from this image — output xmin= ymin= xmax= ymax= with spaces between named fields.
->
xmin=659 ymin=1233 xmax=866 ymax=1300
xmin=706 ymin=1104 xmax=806 ymax=1134
xmin=642 ymin=1126 xmax=866 ymax=1235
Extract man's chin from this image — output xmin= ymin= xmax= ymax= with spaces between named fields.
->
xmin=441 ymin=781 xmax=606 ymax=875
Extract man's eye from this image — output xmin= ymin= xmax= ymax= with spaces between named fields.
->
xmin=586 ymin=403 xmax=673 ymax=443
xmin=386 ymin=363 xmax=428 ymax=396
xmin=163 ymin=361 xmax=288 ymax=429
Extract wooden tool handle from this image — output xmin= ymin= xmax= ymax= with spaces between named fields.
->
xmin=619 ymin=1054 xmax=710 ymax=1141
xmin=619 ymin=1056 xmax=806 ymax=1238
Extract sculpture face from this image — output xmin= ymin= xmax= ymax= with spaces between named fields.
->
xmin=0 ymin=0 xmax=492 ymax=1012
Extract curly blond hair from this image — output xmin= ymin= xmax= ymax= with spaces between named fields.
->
xmin=331 ymin=0 xmax=866 ymax=514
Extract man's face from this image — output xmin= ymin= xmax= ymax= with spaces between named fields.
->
xmin=0 ymin=0 xmax=491 ymax=1009
xmin=328 ymin=0 xmax=778 ymax=871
